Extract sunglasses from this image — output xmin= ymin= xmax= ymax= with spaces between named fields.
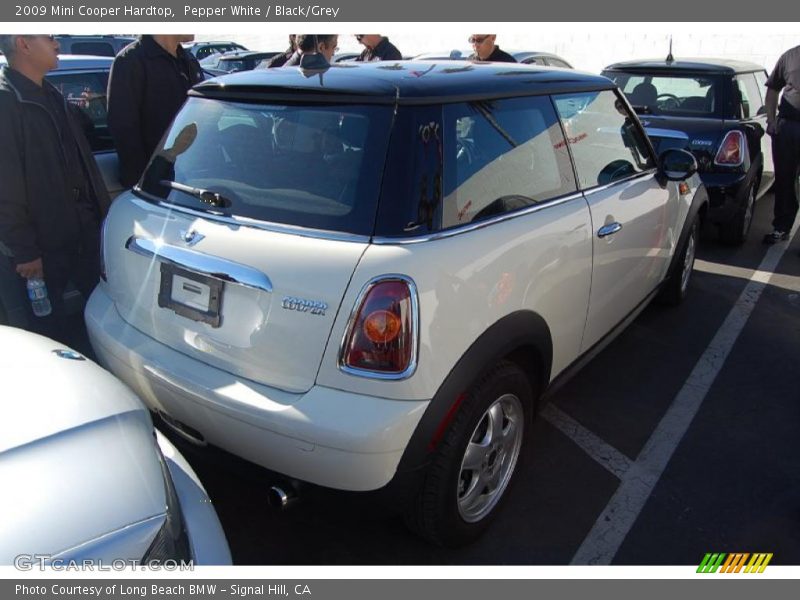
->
xmin=468 ymin=36 xmax=490 ymax=44
xmin=355 ymin=35 xmax=365 ymax=41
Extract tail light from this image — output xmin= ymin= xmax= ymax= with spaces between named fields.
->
xmin=340 ymin=276 xmax=418 ymax=378
xmin=714 ymin=131 xmax=745 ymax=166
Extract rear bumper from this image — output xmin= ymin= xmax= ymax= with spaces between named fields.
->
xmin=700 ymin=169 xmax=756 ymax=224
xmin=86 ymin=286 xmax=428 ymax=492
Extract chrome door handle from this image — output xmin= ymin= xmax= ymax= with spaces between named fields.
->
xmin=597 ymin=222 xmax=623 ymax=238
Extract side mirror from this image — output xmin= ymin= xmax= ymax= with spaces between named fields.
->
xmin=658 ymin=148 xmax=698 ymax=182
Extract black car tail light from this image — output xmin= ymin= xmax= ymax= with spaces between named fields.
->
xmin=714 ymin=131 xmax=745 ymax=166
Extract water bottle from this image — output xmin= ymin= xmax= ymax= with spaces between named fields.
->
xmin=26 ymin=277 xmax=52 ymax=317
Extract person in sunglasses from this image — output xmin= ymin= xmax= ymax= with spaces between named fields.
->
xmin=354 ymin=35 xmax=402 ymax=62
xmin=468 ymin=34 xmax=516 ymax=63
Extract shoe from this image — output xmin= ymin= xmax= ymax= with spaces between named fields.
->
xmin=763 ymin=230 xmax=789 ymax=244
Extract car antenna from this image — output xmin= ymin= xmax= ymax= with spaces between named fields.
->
xmin=666 ymin=36 xmax=675 ymax=64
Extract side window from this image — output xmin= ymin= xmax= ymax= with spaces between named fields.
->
xmin=553 ymin=90 xmax=655 ymax=189
xmin=523 ymin=56 xmax=547 ymax=65
xmin=734 ymin=74 xmax=764 ymax=118
xmin=196 ymin=47 xmax=215 ymax=59
xmin=440 ymin=96 xmax=576 ymax=228
xmin=46 ymin=71 xmax=114 ymax=152
xmin=547 ymin=58 xmax=571 ymax=69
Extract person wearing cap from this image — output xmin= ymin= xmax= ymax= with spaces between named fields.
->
xmin=468 ymin=34 xmax=516 ymax=63
xmin=0 ymin=34 xmax=110 ymax=340
xmin=762 ymin=43 xmax=800 ymax=245
xmin=107 ymin=35 xmax=204 ymax=188
xmin=354 ymin=35 xmax=402 ymax=62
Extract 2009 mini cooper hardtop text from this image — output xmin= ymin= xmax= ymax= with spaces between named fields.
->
xmin=87 ymin=61 xmax=707 ymax=546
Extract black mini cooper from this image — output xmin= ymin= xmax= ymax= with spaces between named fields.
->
xmin=603 ymin=57 xmax=773 ymax=244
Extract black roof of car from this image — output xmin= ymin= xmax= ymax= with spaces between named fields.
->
xmin=192 ymin=60 xmax=612 ymax=104
xmin=604 ymin=57 xmax=766 ymax=74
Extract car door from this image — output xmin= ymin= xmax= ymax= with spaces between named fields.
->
xmin=553 ymin=89 xmax=675 ymax=352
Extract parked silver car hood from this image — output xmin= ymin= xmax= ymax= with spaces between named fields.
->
xmin=0 ymin=327 xmax=166 ymax=562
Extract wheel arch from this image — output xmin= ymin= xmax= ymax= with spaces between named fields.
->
xmin=396 ymin=310 xmax=553 ymax=474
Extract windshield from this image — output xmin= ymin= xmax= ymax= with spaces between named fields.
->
xmin=138 ymin=97 xmax=393 ymax=235
xmin=604 ymin=72 xmax=724 ymax=117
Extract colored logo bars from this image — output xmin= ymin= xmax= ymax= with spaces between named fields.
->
xmin=697 ymin=553 xmax=773 ymax=573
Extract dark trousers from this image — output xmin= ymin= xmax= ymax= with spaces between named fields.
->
xmin=771 ymin=117 xmax=800 ymax=232
xmin=32 ymin=234 xmax=101 ymax=347
xmin=0 ymin=253 xmax=31 ymax=329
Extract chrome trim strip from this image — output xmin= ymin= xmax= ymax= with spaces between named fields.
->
xmin=130 ymin=190 xmax=371 ymax=244
xmin=581 ymin=169 xmax=657 ymax=199
xmin=371 ymin=192 xmax=585 ymax=245
xmin=338 ymin=274 xmax=420 ymax=381
xmin=644 ymin=127 xmax=690 ymax=140
xmin=125 ymin=236 xmax=273 ymax=293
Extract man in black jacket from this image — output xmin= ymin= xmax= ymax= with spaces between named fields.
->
xmin=0 ymin=34 xmax=110 ymax=338
xmin=468 ymin=35 xmax=516 ymax=63
xmin=354 ymin=35 xmax=402 ymax=62
xmin=264 ymin=35 xmax=296 ymax=68
xmin=107 ymin=35 xmax=203 ymax=188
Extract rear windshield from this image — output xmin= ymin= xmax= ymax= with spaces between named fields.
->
xmin=604 ymin=72 xmax=724 ymax=117
xmin=138 ymin=97 xmax=393 ymax=235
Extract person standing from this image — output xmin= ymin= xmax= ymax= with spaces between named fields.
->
xmin=763 ymin=44 xmax=800 ymax=244
xmin=354 ymin=35 xmax=402 ymax=62
xmin=264 ymin=34 xmax=297 ymax=68
xmin=107 ymin=35 xmax=204 ymax=188
xmin=0 ymin=34 xmax=110 ymax=341
xmin=468 ymin=34 xmax=516 ymax=63
xmin=284 ymin=35 xmax=338 ymax=69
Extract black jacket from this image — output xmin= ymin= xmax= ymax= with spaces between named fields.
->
xmin=470 ymin=46 xmax=517 ymax=63
xmin=355 ymin=37 xmax=402 ymax=62
xmin=265 ymin=49 xmax=294 ymax=68
xmin=107 ymin=36 xmax=204 ymax=187
xmin=0 ymin=67 xmax=111 ymax=266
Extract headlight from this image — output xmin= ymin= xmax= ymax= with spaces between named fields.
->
xmin=141 ymin=442 xmax=192 ymax=564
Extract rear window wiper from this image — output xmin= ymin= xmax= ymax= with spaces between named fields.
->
xmin=160 ymin=180 xmax=233 ymax=209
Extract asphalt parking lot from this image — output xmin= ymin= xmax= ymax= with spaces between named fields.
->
xmin=158 ymin=191 xmax=800 ymax=566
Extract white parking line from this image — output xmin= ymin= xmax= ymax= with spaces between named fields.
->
xmin=540 ymin=403 xmax=633 ymax=479
xmin=570 ymin=223 xmax=799 ymax=565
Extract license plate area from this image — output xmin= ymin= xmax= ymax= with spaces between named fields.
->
xmin=158 ymin=263 xmax=223 ymax=328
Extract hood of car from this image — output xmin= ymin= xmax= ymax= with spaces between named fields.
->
xmin=0 ymin=326 xmax=149 ymax=453
xmin=0 ymin=327 xmax=166 ymax=562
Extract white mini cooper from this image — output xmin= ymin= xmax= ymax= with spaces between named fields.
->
xmin=86 ymin=61 xmax=706 ymax=546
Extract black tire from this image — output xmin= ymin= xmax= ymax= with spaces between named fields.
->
xmin=659 ymin=215 xmax=699 ymax=306
xmin=404 ymin=360 xmax=532 ymax=547
xmin=719 ymin=179 xmax=757 ymax=245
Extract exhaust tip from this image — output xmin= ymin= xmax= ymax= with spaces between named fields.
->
xmin=268 ymin=485 xmax=297 ymax=510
